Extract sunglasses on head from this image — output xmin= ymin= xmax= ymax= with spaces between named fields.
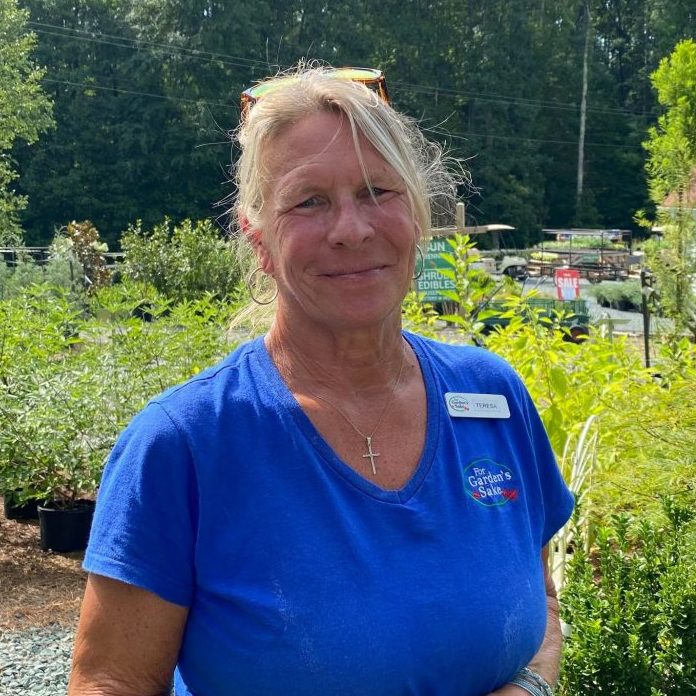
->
xmin=240 ymin=67 xmax=390 ymax=120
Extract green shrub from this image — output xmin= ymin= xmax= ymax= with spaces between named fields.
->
xmin=0 ymin=238 xmax=86 ymax=300
xmin=559 ymin=500 xmax=696 ymax=695
xmin=59 ymin=220 xmax=111 ymax=291
xmin=0 ymin=282 xmax=237 ymax=505
xmin=121 ymin=218 xmax=243 ymax=303
xmin=589 ymin=280 xmax=643 ymax=310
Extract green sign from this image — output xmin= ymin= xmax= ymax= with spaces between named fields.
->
xmin=415 ymin=237 xmax=455 ymax=302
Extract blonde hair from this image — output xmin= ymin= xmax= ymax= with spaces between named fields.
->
xmin=229 ymin=64 xmax=464 ymax=330
xmin=233 ymin=64 xmax=461 ymax=239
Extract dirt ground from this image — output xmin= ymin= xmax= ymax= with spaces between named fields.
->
xmin=0 ymin=511 xmax=86 ymax=631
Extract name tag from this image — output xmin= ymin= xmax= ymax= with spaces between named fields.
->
xmin=445 ymin=392 xmax=510 ymax=419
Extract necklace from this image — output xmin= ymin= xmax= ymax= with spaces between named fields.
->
xmin=304 ymin=346 xmax=407 ymax=476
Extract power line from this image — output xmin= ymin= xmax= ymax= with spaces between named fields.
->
xmin=394 ymin=80 xmax=651 ymax=118
xmin=28 ymin=21 xmax=268 ymax=71
xmin=41 ymin=78 xmax=234 ymax=111
xmin=426 ymin=125 xmax=643 ymax=150
xmin=40 ymin=76 xmax=644 ymax=151
xmin=28 ymin=19 xmax=654 ymax=119
xmin=30 ymin=27 xmax=263 ymax=76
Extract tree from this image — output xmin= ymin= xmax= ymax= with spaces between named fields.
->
xmin=15 ymin=0 xmax=236 ymax=248
xmin=642 ymin=39 xmax=696 ymax=338
xmin=0 ymin=0 xmax=53 ymax=243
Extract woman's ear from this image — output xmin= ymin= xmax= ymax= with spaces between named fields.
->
xmin=240 ymin=213 xmax=275 ymax=275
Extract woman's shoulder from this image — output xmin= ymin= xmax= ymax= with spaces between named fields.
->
xmin=118 ymin=336 xmax=268 ymax=443
xmin=152 ymin=336 xmax=265 ymax=408
xmin=405 ymin=331 xmax=519 ymax=379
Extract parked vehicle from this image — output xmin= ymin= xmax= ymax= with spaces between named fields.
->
xmin=473 ymin=252 xmax=528 ymax=279
xmin=526 ymin=228 xmax=641 ymax=282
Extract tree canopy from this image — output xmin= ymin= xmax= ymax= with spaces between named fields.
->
xmin=642 ymin=39 xmax=696 ymax=338
xmin=11 ymin=0 xmax=696 ymax=249
xmin=0 ymin=0 xmax=53 ymax=242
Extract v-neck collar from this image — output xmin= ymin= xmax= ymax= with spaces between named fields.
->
xmin=255 ymin=331 xmax=440 ymax=504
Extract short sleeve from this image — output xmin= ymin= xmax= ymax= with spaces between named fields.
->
xmin=83 ymin=403 xmax=198 ymax=606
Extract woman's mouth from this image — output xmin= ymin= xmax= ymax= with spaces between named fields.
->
xmin=321 ymin=265 xmax=387 ymax=279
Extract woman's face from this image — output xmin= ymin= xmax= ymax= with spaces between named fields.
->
xmin=253 ymin=110 xmax=420 ymax=332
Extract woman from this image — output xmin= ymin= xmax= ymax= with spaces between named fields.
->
xmin=69 ymin=66 xmax=573 ymax=696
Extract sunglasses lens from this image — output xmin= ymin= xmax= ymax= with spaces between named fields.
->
xmin=331 ymin=68 xmax=382 ymax=81
xmin=244 ymin=78 xmax=295 ymax=101
xmin=241 ymin=68 xmax=387 ymax=117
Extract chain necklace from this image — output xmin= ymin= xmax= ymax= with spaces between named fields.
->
xmin=304 ymin=346 xmax=407 ymax=476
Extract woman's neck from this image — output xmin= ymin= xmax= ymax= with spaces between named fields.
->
xmin=265 ymin=312 xmax=406 ymax=396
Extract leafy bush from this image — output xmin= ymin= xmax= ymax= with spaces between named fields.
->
xmin=0 ymin=286 xmax=95 ymax=503
xmin=559 ymin=500 xmax=696 ymax=695
xmin=121 ymin=218 xmax=243 ymax=303
xmin=0 ymin=250 xmax=83 ymax=300
xmin=593 ymin=338 xmax=696 ymax=525
xmin=60 ymin=220 xmax=111 ymax=291
xmin=433 ymin=234 xmax=519 ymax=339
xmin=0 ymin=282 xmax=237 ymax=505
xmin=589 ymin=280 xmax=643 ymax=310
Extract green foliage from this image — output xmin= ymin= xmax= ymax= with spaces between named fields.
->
xmin=0 ymin=286 xmax=94 ymax=502
xmin=60 ymin=220 xmax=111 ymax=291
xmin=591 ymin=338 xmax=696 ymax=524
xmin=13 ymin=0 xmax=695 ymax=246
xmin=589 ymin=280 xmax=643 ymax=310
xmin=0 ymin=281 xmax=237 ymax=504
xmin=0 ymin=226 xmax=94 ymax=299
xmin=0 ymin=0 xmax=53 ymax=241
xmin=121 ymin=218 xmax=243 ymax=303
xmin=14 ymin=0 xmax=234 ymax=248
xmin=535 ymin=237 xmax=626 ymax=251
xmin=559 ymin=500 xmax=696 ymax=695
xmin=436 ymin=233 xmax=516 ymax=339
xmin=401 ymin=291 xmax=439 ymax=339
xmin=485 ymin=298 xmax=641 ymax=454
xmin=0 ymin=252 xmax=82 ymax=299
xmin=642 ymin=39 xmax=696 ymax=338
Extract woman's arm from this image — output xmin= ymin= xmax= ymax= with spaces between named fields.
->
xmin=489 ymin=546 xmax=562 ymax=695
xmin=68 ymin=574 xmax=189 ymax=696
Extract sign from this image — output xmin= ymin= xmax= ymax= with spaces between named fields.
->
xmin=415 ymin=237 xmax=455 ymax=303
xmin=554 ymin=268 xmax=580 ymax=300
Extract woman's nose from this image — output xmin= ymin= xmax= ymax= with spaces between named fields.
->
xmin=327 ymin=198 xmax=375 ymax=248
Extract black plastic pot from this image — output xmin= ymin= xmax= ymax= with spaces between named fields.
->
xmin=3 ymin=492 xmax=40 ymax=520
xmin=38 ymin=499 xmax=95 ymax=553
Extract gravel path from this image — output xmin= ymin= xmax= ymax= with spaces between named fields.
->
xmin=0 ymin=626 xmax=73 ymax=696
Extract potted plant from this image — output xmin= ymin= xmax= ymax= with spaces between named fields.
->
xmin=0 ymin=286 xmax=111 ymax=551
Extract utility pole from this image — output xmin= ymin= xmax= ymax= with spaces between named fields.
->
xmin=640 ymin=269 xmax=652 ymax=369
xmin=576 ymin=2 xmax=591 ymax=216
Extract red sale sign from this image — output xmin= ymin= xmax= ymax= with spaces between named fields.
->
xmin=554 ymin=268 xmax=580 ymax=300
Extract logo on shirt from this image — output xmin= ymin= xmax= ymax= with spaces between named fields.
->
xmin=463 ymin=458 xmax=518 ymax=507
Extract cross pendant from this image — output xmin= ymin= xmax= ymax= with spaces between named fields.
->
xmin=362 ymin=435 xmax=380 ymax=475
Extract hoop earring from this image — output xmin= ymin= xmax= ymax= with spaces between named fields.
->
xmin=412 ymin=245 xmax=424 ymax=280
xmin=247 ymin=267 xmax=278 ymax=305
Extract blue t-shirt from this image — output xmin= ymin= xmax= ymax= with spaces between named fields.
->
xmin=84 ymin=332 xmax=573 ymax=696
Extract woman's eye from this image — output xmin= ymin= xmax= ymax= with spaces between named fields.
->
xmin=371 ymin=187 xmax=389 ymax=197
xmin=296 ymin=196 xmax=319 ymax=209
